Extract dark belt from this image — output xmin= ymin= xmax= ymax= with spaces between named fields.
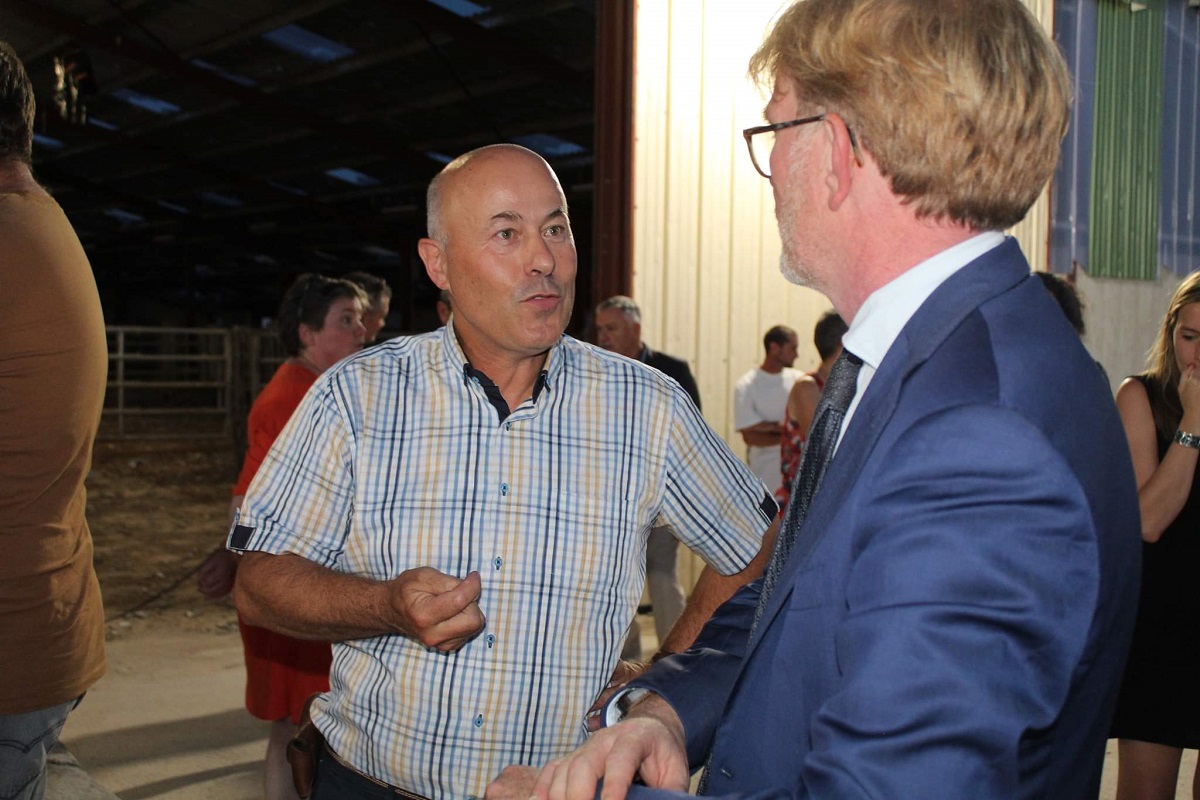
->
xmin=318 ymin=746 xmax=433 ymax=800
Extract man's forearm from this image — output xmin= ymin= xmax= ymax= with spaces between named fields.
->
xmin=234 ymin=551 xmax=396 ymax=641
xmin=657 ymin=520 xmax=778 ymax=654
xmin=739 ymin=424 xmax=783 ymax=448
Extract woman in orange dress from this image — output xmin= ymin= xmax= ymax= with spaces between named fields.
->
xmin=197 ymin=273 xmax=366 ymax=800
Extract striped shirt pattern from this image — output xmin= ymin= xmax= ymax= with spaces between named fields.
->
xmin=235 ymin=324 xmax=772 ymax=798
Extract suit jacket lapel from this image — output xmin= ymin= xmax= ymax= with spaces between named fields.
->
xmin=746 ymin=239 xmax=1032 ymax=647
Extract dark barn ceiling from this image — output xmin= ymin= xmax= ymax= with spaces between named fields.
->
xmin=2 ymin=0 xmax=598 ymax=332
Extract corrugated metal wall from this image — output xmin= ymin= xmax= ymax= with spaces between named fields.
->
xmin=1009 ymin=0 xmax=1058 ymax=274
xmin=1089 ymin=0 xmax=1167 ymax=279
xmin=1160 ymin=1 xmax=1200 ymax=274
xmin=631 ymin=0 xmax=831 ymax=461
xmin=1051 ymin=0 xmax=1098 ymax=273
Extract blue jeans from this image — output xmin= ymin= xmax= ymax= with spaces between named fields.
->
xmin=0 ymin=697 xmax=80 ymax=800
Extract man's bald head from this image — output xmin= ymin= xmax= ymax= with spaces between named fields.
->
xmin=425 ymin=144 xmax=568 ymax=247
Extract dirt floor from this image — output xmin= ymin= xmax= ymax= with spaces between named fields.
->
xmin=88 ymin=437 xmax=243 ymax=638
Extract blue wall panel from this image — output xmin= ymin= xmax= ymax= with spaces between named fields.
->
xmin=1051 ymin=0 xmax=1098 ymax=274
xmin=1159 ymin=2 xmax=1200 ymax=276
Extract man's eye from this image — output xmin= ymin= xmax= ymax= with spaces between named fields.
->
xmin=497 ymin=229 xmax=515 ymax=240
xmin=545 ymin=225 xmax=566 ymax=238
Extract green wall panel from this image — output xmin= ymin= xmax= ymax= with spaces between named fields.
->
xmin=1089 ymin=0 xmax=1166 ymax=279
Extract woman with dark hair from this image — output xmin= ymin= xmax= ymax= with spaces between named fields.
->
xmin=1112 ymin=270 xmax=1200 ymax=800
xmin=197 ymin=273 xmax=365 ymax=800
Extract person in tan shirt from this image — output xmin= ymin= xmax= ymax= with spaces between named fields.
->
xmin=0 ymin=40 xmax=108 ymax=800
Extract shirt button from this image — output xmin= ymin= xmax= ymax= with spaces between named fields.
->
xmin=500 ymin=483 xmax=509 ymax=496
xmin=474 ymin=714 xmax=484 ymax=728
xmin=505 ymin=421 xmax=512 ymax=431
xmin=486 ymin=633 xmax=496 ymax=648
xmin=720 ymin=767 xmax=734 ymax=778
xmin=493 ymin=556 xmax=503 ymax=569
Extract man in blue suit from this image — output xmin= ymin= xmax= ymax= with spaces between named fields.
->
xmin=487 ymin=0 xmax=1141 ymax=798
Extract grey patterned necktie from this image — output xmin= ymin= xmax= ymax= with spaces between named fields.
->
xmin=698 ymin=351 xmax=862 ymax=795
xmin=754 ymin=348 xmax=863 ymax=626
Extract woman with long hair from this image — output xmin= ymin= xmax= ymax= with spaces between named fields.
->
xmin=1112 ymin=270 xmax=1200 ymax=800
xmin=197 ymin=273 xmax=366 ymax=800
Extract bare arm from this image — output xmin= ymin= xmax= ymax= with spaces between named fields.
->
xmin=1117 ymin=372 xmax=1200 ymax=542
xmin=234 ymin=551 xmax=485 ymax=650
xmin=587 ymin=519 xmax=777 ymax=728
xmin=656 ymin=518 xmax=778 ymax=655
xmin=739 ymin=421 xmax=784 ymax=448
xmin=786 ymin=377 xmax=822 ymax=435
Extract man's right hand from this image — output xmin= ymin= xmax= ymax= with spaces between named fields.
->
xmin=387 ymin=568 xmax=485 ymax=652
xmin=522 ymin=694 xmax=690 ymax=800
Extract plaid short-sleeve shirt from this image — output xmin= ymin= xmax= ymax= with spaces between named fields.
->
xmin=233 ymin=324 xmax=774 ymax=798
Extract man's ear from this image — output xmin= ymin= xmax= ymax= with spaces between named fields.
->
xmin=298 ymin=323 xmax=317 ymax=349
xmin=418 ymin=238 xmax=449 ymax=291
xmin=824 ymin=113 xmax=857 ymax=211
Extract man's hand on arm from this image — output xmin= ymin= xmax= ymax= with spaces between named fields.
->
xmin=738 ymin=421 xmax=783 ymax=448
xmin=488 ymin=694 xmax=689 ymax=800
xmin=234 ymin=552 xmax=485 ymax=649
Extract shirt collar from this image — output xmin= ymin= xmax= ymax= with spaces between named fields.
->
xmin=843 ymin=232 xmax=1005 ymax=370
xmin=440 ymin=318 xmax=560 ymax=409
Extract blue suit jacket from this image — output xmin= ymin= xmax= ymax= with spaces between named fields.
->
xmin=630 ymin=241 xmax=1140 ymax=799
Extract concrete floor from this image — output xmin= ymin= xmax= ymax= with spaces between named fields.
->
xmin=58 ymin=625 xmax=264 ymax=800
xmin=55 ymin=614 xmax=1195 ymax=799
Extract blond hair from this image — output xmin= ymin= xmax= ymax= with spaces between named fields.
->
xmin=1144 ymin=271 xmax=1200 ymax=441
xmin=749 ymin=0 xmax=1071 ymax=231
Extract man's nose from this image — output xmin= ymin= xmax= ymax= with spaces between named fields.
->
xmin=527 ymin=236 xmax=555 ymax=275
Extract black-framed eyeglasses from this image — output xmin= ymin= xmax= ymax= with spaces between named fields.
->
xmin=742 ymin=114 xmax=863 ymax=178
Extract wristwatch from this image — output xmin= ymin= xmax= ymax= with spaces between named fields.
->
xmin=1173 ymin=429 xmax=1200 ymax=449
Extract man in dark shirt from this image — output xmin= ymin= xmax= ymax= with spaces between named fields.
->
xmin=595 ymin=295 xmax=702 ymax=659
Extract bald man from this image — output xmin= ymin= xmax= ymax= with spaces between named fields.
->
xmin=231 ymin=144 xmax=776 ymax=799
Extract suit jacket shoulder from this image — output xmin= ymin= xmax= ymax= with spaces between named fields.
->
xmin=641 ymin=346 xmax=701 ymax=410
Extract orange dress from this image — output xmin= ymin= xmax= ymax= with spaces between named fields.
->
xmin=233 ymin=360 xmax=331 ymax=724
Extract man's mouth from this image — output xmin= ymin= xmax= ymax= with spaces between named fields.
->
xmin=522 ymin=288 xmax=561 ymax=304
